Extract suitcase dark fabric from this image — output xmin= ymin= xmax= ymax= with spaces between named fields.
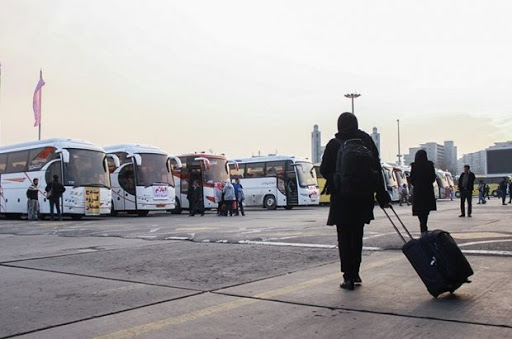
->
xmin=383 ymin=207 xmax=473 ymax=298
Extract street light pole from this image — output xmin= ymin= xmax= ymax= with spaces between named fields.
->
xmin=397 ymin=119 xmax=402 ymax=165
xmin=344 ymin=93 xmax=361 ymax=114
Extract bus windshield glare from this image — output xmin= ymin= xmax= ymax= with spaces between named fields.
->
xmin=136 ymin=153 xmax=174 ymax=187
xmin=296 ymin=162 xmax=317 ymax=187
xmin=64 ymin=149 xmax=110 ymax=188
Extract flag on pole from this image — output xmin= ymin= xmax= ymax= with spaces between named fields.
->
xmin=33 ymin=70 xmax=45 ymax=127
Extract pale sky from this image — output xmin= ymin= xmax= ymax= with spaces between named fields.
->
xmin=1 ymin=0 xmax=511 ymax=163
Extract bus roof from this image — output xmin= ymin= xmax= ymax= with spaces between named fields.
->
xmin=178 ymin=153 xmax=227 ymax=160
xmin=104 ymin=144 xmax=167 ymax=156
xmin=231 ymin=155 xmax=311 ymax=164
xmin=0 ymin=138 xmax=105 ymax=154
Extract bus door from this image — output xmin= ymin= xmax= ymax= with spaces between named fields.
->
xmin=116 ymin=164 xmax=136 ymax=211
xmin=42 ymin=159 xmax=63 ymax=215
xmin=285 ymin=162 xmax=298 ymax=205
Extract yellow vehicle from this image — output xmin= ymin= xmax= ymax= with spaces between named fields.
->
xmin=314 ymin=164 xmax=330 ymax=204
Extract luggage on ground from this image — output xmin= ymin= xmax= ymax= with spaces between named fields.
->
xmin=382 ymin=206 xmax=473 ymax=298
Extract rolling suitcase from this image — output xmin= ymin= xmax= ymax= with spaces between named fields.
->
xmin=382 ymin=206 xmax=473 ymax=298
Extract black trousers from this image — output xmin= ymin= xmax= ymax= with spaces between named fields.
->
xmin=336 ymin=222 xmax=364 ymax=280
xmin=417 ymin=213 xmax=429 ymax=233
xmin=460 ymin=191 xmax=472 ymax=216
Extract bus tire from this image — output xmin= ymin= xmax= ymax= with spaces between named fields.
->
xmin=110 ymin=202 xmax=118 ymax=216
xmin=492 ymin=190 xmax=498 ymax=197
xmin=137 ymin=210 xmax=149 ymax=217
xmin=71 ymin=215 xmax=83 ymax=220
xmin=170 ymin=198 xmax=182 ymax=214
xmin=284 ymin=206 xmax=294 ymax=210
xmin=264 ymin=195 xmax=277 ymax=210
xmin=6 ymin=213 xmax=22 ymax=220
xmin=455 ymin=191 xmax=461 ymax=198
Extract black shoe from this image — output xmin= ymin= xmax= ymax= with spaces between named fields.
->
xmin=340 ymin=279 xmax=355 ymax=290
xmin=354 ymin=275 xmax=362 ymax=284
xmin=468 ymin=214 xmax=472 ymax=217
xmin=459 ymin=214 xmax=465 ymax=217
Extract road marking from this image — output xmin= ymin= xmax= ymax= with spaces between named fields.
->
xmin=176 ymin=227 xmax=215 ymax=231
xmin=94 ymin=256 xmax=401 ymax=338
xmin=149 ymin=228 xmax=160 ymax=233
xmin=451 ymin=232 xmax=512 ymax=240
xmin=462 ymin=249 xmax=512 ymax=256
xmin=458 ymin=239 xmax=512 ymax=247
xmin=238 ymin=240 xmax=336 ymax=249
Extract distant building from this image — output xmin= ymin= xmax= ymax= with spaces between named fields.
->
xmin=311 ymin=124 xmax=322 ymax=163
xmin=371 ymin=127 xmax=380 ymax=155
xmin=404 ymin=141 xmax=457 ymax=174
xmin=459 ymin=141 xmax=512 ymax=175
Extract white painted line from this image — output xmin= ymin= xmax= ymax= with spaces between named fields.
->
xmin=458 ymin=239 xmax=512 ymax=247
xmin=165 ymin=236 xmax=190 ymax=240
xmin=238 ymin=240 xmax=336 ymax=249
xmin=462 ymin=249 xmax=512 ymax=256
xmin=363 ymin=232 xmax=399 ymax=240
xmin=149 ymin=228 xmax=161 ymax=233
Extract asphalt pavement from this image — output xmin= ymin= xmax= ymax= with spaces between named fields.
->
xmin=0 ymin=200 xmax=511 ymax=338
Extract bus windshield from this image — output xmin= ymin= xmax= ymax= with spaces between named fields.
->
xmin=296 ymin=162 xmax=317 ymax=187
xmin=136 ymin=153 xmax=174 ymax=187
xmin=204 ymin=158 xmax=229 ymax=184
xmin=64 ymin=149 xmax=110 ymax=188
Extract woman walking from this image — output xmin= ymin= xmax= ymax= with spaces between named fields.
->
xmin=409 ymin=149 xmax=436 ymax=236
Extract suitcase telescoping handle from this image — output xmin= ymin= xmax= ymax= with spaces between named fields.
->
xmin=381 ymin=205 xmax=414 ymax=244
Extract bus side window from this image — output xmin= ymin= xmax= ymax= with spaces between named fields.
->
xmin=28 ymin=147 xmax=57 ymax=171
xmin=5 ymin=150 xmax=29 ymax=173
xmin=0 ymin=153 xmax=7 ymax=174
xmin=230 ymin=164 xmax=244 ymax=179
xmin=246 ymin=163 xmax=265 ymax=178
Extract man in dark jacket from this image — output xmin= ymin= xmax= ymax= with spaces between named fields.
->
xmin=409 ymin=149 xmax=436 ymax=235
xmin=45 ymin=175 xmax=66 ymax=221
xmin=499 ymin=177 xmax=508 ymax=205
xmin=457 ymin=165 xmax=475 ymax=217
xmin=320 ymin=112 xmax=390 ymax=291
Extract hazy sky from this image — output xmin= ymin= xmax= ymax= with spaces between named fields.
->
xmin=1 ymin=0 xmax=511 ymax=163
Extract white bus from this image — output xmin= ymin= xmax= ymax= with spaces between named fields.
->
xmin=105 ymin=144 xmax=182 ymax=216
xmin=381 ymin=162 xmax=399 ymax=202
xmin=0 ymin=138 xmax=111 ymax=219
xmin=435 ymin=169 xmax=450 ymax=199
xmin=171 ymin=153 xmax=230 ymax=213
xmin=229 ymin=155 xmax=320 ymax=210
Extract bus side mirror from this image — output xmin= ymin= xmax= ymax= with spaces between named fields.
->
xmin=129 ymin=154 xmax=142 ymax=166
xmin=57 ymin=149 xmax=70 ymax=163
xmin=107 ymin=154 xmax=120 ymax=168
xmin=168 ymin=155 xmax=182 ymax=170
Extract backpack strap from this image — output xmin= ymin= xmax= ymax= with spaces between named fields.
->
xmin=334 ymin=138 xmax=346 ymax=173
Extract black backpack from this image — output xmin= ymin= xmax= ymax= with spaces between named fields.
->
xmin=333 ymin=138 xmax=378 ymax=198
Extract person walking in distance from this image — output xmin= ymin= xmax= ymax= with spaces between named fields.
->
xmin=477 ymin=180 xmax=486 ymax=204
xmin=222 ymin=180 xmax=236 ymax=216
xmin=458 ymin=165 xmax=475 ymax=217
xmin=498 ymin=177 xmax=508 ymax=205
xmin=26 ymin=178 xmax=40 ymax=221
xmin=320 ymin=112 xmax=390 ymax=291
xmin=508 ymin=178 xmax=512 ymax=204
xmin=45 ymin=175 xmax=66 ymax=221
xmin=399 ymin=183 xmax=410 ymax=206
xmin=409 ymin=150 xmax=437 ymax=236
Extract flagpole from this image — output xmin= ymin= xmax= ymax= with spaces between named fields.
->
xmin=39 ymin=69 xmax=42 ymax=141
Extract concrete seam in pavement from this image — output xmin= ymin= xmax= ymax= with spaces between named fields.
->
xmin=211 ymin=291 xmax=512 ymax=329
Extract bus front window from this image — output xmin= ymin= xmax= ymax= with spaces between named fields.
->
xmin=136 ymin=153 xmax=174 ymax=187
xmin=296 ymin=162 xmax=317 ymax=187
xmin=203 ymin=159 xmax=229 ymax=184
xmin=64 ymin=149 xmax=110 ymax=188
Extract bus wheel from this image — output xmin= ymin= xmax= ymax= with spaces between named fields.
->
xmin=492 ymin=190 xmax=498 ymax=197
xmin=110 ymin=202 xmax=118 ymax=216
xmin=284 ymin=206 xmax=294 ymax=210
xmin=71 ymin=215 xmax=83 ymax=220
xmin=137 ymin=210 xmax=149 ymax=217
xmin=6 ymin=213 xmax=22 ymax=220
xmin=264 ymin=195 xmax=277 ymax=210
xmin=170 ymin=198 xmax=182 ymax=214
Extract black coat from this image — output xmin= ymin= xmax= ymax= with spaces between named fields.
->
xmin=45 ymin=181 xmax=65 ymax=202
xmin=457 ymin=171 xmax=475 ymax=193
xmin=320 ymin=130 xmax=390 ymax=226
xmin=409 ymin=160 xmax=436 ymax=216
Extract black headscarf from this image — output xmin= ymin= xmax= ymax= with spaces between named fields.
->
xmin=337 ymin=112 xmax=358 ymax=134
xmin=414 ymin=149 xmax=428 ymax=163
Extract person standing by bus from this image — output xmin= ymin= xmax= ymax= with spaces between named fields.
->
xmin=409 ymin=150 xmax=437 ymax=235
xmin=320 ymin=112 xmax=390 ymax=291
xmin=477 ymin=180 xmax=486 ymax=204
xmin=26 ymin=178 xmax=40 ymax=221
xmin=233 ymin=178 xmax=245 ymax=216
xmin=458 ymin=165 xmax=475 ymax=217
xmin=499 ymin=177 xmax=508 ymax=205
xmin=222 ymin=180 xmax=235 ymax=216
xmin=45 ymin=175 xmax=66 ymax=221
xmin=508 ymin=178 xmax=512 ymax=204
